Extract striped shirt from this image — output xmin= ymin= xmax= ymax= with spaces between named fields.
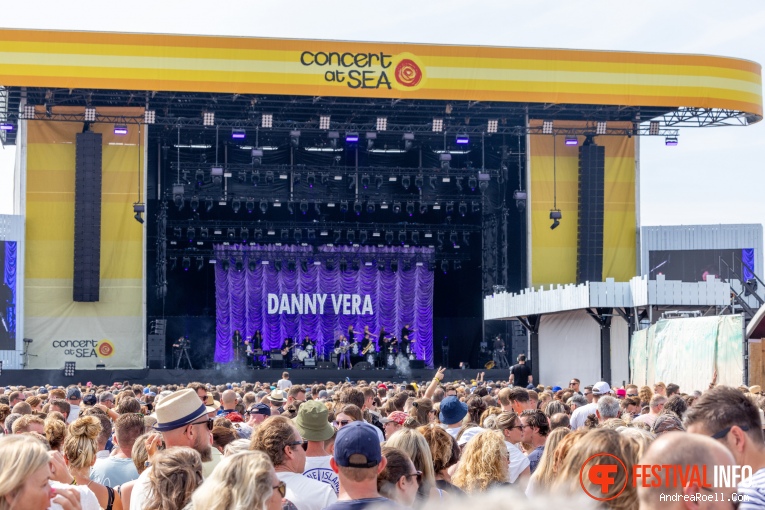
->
xmin=738 ymin=467 xmax=765 ymax=510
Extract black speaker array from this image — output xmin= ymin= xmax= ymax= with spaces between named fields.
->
xmin=73 ymin=131 xmax=103 ymax=302
xmin=576 ymin=144 xmax=605 ymax=284
xmin=147 ymin=334 xmax=165 ymax=369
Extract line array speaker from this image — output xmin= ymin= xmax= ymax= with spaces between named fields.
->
xmin=577 ymin=143 xmax=605 ymax=284
xmin=73 ymin=131 xmax=103 ymax=302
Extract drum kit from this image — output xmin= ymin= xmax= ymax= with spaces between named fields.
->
xmin=295 ymin=343 xmax=316 ymax=363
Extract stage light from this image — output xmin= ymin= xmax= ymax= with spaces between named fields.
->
xmin=455 ymin=176 xmax=464 ymax=192
xmin=273 ymin=260 xmax=281 ymax=271
xmin=439 ymin=153 xmax=451 ymax=170
xmin=237 ymin=171 xmax=247 ymax=184
xmin=468 ymin=175 xmax=477 ymax=191
xmin=403 ymin=132 xmax=414 ymax=150
xmin=458 ymin=201 xmax=467 ymax=216
xmin=281 ymin=229 xmax=289 ymax=241
xmin=251 ymin=149 xmax=263 ymax=166
xmin=187 ymin=227 xmax=195 ymax=241
xmin=596 ymin=121 xmax=607 ymax=135
xmin=380 ymin=202 xmax=389 ymax=210
xmin=306 ymin=172 xmax=315 ymax=188
xmin=450 ymin=231 xmax=458 ymax=246
xmin=265 ymin=171 xmax=274 ymax=184
xmin=172 ymin=184 xmax=184 ymax=210
xmin=144 ymin=110 xmax=156 ymax=124
xmin=411 ymin=231 xmax=420 ymax=244
xmin=406 ymin=201 xmax=414 ymax=216
xmin=23 ymin=104 xmax=36 ymax=119
xmin=456 ymin=133 xmax=469 ymax=145
xmin=432 ymin=118 xmax=443 ymax=132
xmin=345 ymin=132 xmax=359 ymax=143
xmin=251 ymin=170 xmax=261 ymax=185
xmin=446 ymin=201 xmax=454 ymax=214
xmin=261 ymin=113 xmax=273 ymax=128
xmin=200 ymin=227 xmax=209 ymax=238
xmin=182 ymin=256 xmax=191 ymax=271
xmin=472 ymin=200 xmax=480 ymax=213
xmin=321 ymin=173 xmax=329 ymax=184
xmin=463 ymin=232 xmax=470 ymax=246
xmin=454 ymin=260 xmax=461 ymax=270
xmin=232 ymin=129 xmax=246 ymax=140
xmin=205 ymin=197 xmax=213 ymax=212
xmin=234 ymin=255 xmax=244 ymax=272
xmin=419 ymin=202 xmax=427 ymax=215
xmin=320 ymin=229 xmax=329 ymax=237
xmin=353 ymin=201 xmax=362 ymax=216
xmin=232 ymin=198 xmax=241 ymax=213
xmin=314 ymin=202 xmax=321 ymax=215
xmin=84 ymin=108 xmax=97 ymax=122
xmin=196 ymin=256 xmax=205 ymax=271
xmin=340 ymin=200 xmax=348 ymax=213
xmin=565 ymin=136 xmax=578 ymax=146
xmin=211 ymin=167 xmax=224 ymax=185
xmin=649 ymin=120 xmax=660 ymax=135
xmin=64 ymin=361 xmax=76 ymax=377
xmin=287 ymin=202 xmax=294 ymax=215
xmin=441 ymin=260 xmax=449 ymax=274
xmin=432 ymin=202 xmax=441 ymax=210
xmin=392 ymin=201 xmax=402 ymax=214
xmin=319 ymin=115 xmax=331 ymax=130
xmin=385 ymin=231 xmax=394 ymax=245
xmin=401 ymin=175 xmax=411 ymax=189
xmin=169 ymin=256 xmax=178 ymax=270
xmin=227 ymin=228 xmax=236 ymax=239
xmin=294 ymin=229 xmax=303 ymax=244
xmin=347 ymin=230 xmax=355 ymax=244
xmin=193 ymin=169 xmax=204 ymax=188
xmin=366 ymin=201 xmax=375 ymax=214
xmin=348 ymin=174 xmax=356 ymax=189
xmin=260 ymin=200 xmax=268 ymax=214
xmin=173 ymin=227 xmax=182 ymax=238
xmin=412 ymin=175 xmax=423 ymax=189
xmin=133 ymin=203 xmax=144 ymax=224
xmin=375 ymin=175 xmax=383 ymax=189
xmin=550 ymin=209 xmax=562 ymax=230
xmin=299 ymin=200 xmax=309 ymax=215
xmin=542 ymin=120 xmax=553 ymax=134
xmin=398 ymin=231 xmax=407 ymax=244
xmin=307 ymin=229 xmax=316 ymax=240
xmin=246 ymin=198 xmax=255 ymax=213
xmin=377 ymin=259 xmax=385 ymax=271
xmin=390 ymin=259 xmax=398 ymax=272
xmin=429 ymin=176 xmax=437 ymax=189
xmin=665 ymin=136 xmax=678 ymax=146
xmin=248 ymin=258 xmax=257 ymax=271
xmin=221 ymin=258 xmax=230 ymax=271
xmin=112 ymin=124 xmax=128 ymax=135
xmin=290 ymin=130 xmax=301 ymax=147
xmin=437 ymin=232 xmax=444 ymax=249
xmin=376 ymin=117 xmax=387 ymax=131
xmin=203 ymin=111 xmax=215 ymax=126
xmin=361 ymin=174 xmax=370 ymax=189
xmin=334 ymin=230 xmax=342 ymax=244
xmin=241 ymin=227 xmax=249 ymax=241
xmin=359 ymin=230 xmax=368 ymax=244
xmin=487 ymin=119 xmax=499 ymax=133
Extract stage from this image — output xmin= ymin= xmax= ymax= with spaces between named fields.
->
xmin=0 ymin=368 xmax=511 ymax=388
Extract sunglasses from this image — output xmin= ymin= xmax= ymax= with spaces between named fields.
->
xmin=333 ymin=420 xmax=351 ymax=427
xmin=509 ymin=424 xmax=525 ymax=431
xmin=273 ymin=481 xmax=287 ymax=498
xmin=626 ymin=393 xmax=638 ymax=397
xmin=191 ymin=418 xmax=214 ymax=431
xmin=711 ymin=425 xmax=750 ymax=440
xmin=403 ymin=471 xmax=423 ymax=484
xmin=288 ymin=440 xmax=308 ymax=450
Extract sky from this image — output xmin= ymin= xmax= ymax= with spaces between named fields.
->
xmin=1 ymin=0 xmax=764 ymax=236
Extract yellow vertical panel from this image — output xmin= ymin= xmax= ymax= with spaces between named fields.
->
xmin=601 ymin=136 xmax=636 ymax=281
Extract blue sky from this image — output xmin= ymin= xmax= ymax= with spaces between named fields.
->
xmin=1 ymin=0 xmax=763 ymax=234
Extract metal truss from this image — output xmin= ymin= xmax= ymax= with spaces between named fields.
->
xmin=165 ymin=219 xmax=481 ymax=234
xmin=658 ymin=107 xmax=761 ymax=127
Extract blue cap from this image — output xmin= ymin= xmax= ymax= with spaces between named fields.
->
xmin=526 ymin=384 xmax=535 ymax=390
xmin=249 ymin=403 xmax=271 ymax=416
xmin=143 ymin=388 xmax=150 ymax=394
xmin=82 ymin=394 xmax=97 ymax=406
xmin=66 ymin=387 xmax=82 ymax=400
xmin=552 ymin=386 xmax=562 ymax=392
xmin=333 ymin=421 xmax=382 ymax=468
xmin=439 ymin=396 xmax=468 ymax=425
xmin=226 ymin=383 xmax=233 ymax=389
xmin=37 ymin=388 xmax=48 ymax=395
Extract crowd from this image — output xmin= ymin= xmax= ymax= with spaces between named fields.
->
xmin=0 ymin=368 xmax=764 ymax=510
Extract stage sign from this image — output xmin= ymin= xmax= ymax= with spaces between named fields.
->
xmin=214 ymin=244 xmax=434 ymax=367
xmin=1 ymin=241 xmax=17 ymax=351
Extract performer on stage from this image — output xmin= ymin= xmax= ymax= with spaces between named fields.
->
xmin=232 ymin=330 xmax=243 ymax=362
xmin=251 ymin=330 xmax=263 ymax=350
xmin=493 ymin=334 xmax=509 ymax=369
xmin=399 ymin=334 xmax=411 ymax=358
xmin=401 ymin=324 xmax=415 ymax=342
xmin=335 ymin=335 xmax=351 ymax=369
xmin=347 ymin=325 xmax=355 ymax=344
xmin=282 ymin=337 xmax=295 ymax=364
xmin=361 ymin=328 xmax=376 ymax=359
xmin=302 ymin=335 xmax=314 ymax=350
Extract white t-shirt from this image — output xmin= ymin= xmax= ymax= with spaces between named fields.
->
xmin=505 ymin=441 xmax=531 ymax=484
xmin=569 ymin=402 xmax=598 ymax=430
xmin=277 ymin=379 xmax=293 ymax=391
xmin=90 ymin=456 xmax=140 ymax=487
xmin=441 ymin=424 xmax=461 ymax=439
xmin=66 ymin=404 xmax=81 ymax=424
xmin=129 ymin=469 xmax=151 ymax=510
xmin=277 ymin=471 xmax=337 ymax=510
xmin=303 ymin=455 xmax=339 ymax=494
xmin=49 ymin=481 xmax=100 ymax=510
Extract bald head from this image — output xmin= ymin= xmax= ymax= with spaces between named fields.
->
xmin=221 ymin=390 xmax=237 ymax=409
xmin=638 ymin=432 xmax=734 ymax=510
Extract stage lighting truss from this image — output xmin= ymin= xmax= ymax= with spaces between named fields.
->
xmin=376 ymin=117 xmax=387 ymax=131
xmin=84 ymin=108 xmax=97 ymax=122
xmin=542 ymin=120 xmax=553 ymax=134
xmin=432 ymin=118 xmax=443 ymax=132
xmin=596 ymin=121 xmax=607 ymax=135
xmin=261 ymin=113 xmax=273 ymax=128
xmin=203 ymin=111 xmax=215 ymax=126
xmin=487 ymin=119 xmax=499 ymax=133
xmin=319 ymin=115 xmax=331 ymax=130
xmin=144 ymin=110 xmax=156 ymax=124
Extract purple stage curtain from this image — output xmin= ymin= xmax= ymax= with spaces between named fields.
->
xmin=3 ymin=242 xmax=16 ymax=338
xmin=214 ymin=244 xmax=435 ymax=366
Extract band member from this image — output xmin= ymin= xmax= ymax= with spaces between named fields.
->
xmin=335 ymin=335 xmax=351 ymax=369
xmin=282 ymin=337 xmax=295 ymax=364
xmin=399 ymin=334 xmax=411 ymax=356
xmin=302 ymin=335 xmax=314 ymax=350
xmin=251 ymin=330 xmax=263 ymax=350
xmin=361 ymin=330 xmax=375 ymax=355
xmin=401 ymin=324 xmax=415 ymax=342
xmin=493 ymin=334 xmax=509 ymax=369
xmin=347 ymin=324 xmax=355 ymax=344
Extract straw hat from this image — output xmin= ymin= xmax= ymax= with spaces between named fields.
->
xmin=269 ymin=390 xmax=286 ymax=403
xmin=154 ymin=388 xmax=216 ymax=432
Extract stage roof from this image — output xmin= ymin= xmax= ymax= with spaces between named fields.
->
xmin=0 ymin=28 xmax=761 ymax=118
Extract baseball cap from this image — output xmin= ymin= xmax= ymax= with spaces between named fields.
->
xmin=616 ymin=388 xmax=626 ymax=398
xmin=552 ymin=386 xmax=562 ymax=392
xmin=592 ymin=382 xmax=611 ymax=396
xmin=82 ymin=394 xmax=97 ymax=406
xmin=66 ymin=387 xmax=82 ymax=400
xmin=248 ymin=403 xmax=271 ymax=416
xmin=381 ymin=411 xmax=407 ymax=425
xmin=333 ymin=421 xmax=382 ymax=468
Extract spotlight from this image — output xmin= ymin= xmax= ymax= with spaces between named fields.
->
xmin=340 ymin=201 xmax=348 ymax=213
xmin=649 ymin=120 xmax=660 ymax=135
xmin=187 ymin=227 xmax=195 ymax=241
xmin=84 ymin=108 xmax=97 ymax=122
xmin=64 ymin=361 xmax=76 ymax=377
xmin=359 ymin=230 xmax=368 ymax=244
xmin=406 ymin=201 xmax=414 ymax=216
xmin=319 ymin=115 xmax=331 ymax=130
xmin=665 ymin=136 xmax=678 ymax=146
xmin=23 ymin=104 xmax=36 ymax=119
xmin=468 ymin=175 xmax=477 ymax=191
xmin=471 ymin=200 xmax=480 ymax=213
xmin=403 ymin=132 xmax=414 ymax=151
xmin=290 ymin=130 xmax=301 ymax=147
xmin=260 ymin=200 xmax=268 ymax=214
xmin=596 ymin=121 xmax=607 ymax=135
xmin=237 ymin=171 xmax=247 ymax=183
xmin=432 ymin=118 xmax=443 ymax=132
xmin=232 ymin=129 xmax=246 ymax=139
xmin=307 ymin=172 xmax=315 ymax=188
xmin=454 ymin=260 xmax=461 ymax=270
xmin=385 ymin=231 xmax=394 ymax=245
xmin=361 ymin=174 xmax=370 ymax=189
xmin=328 ymin=130 xmax=339 ymax=148
xmin=197 ymin=256 xmax=205 ymax=271
xmin=169 ymin=256 xmax=177 ymax=270
xmin=458 ymin=201 xmax=467 ymax=217
xmin=550 ymin=209 xmax=562 ymax=230
xmin=419 ymin=202 xmax=427 ymax=215
xmin=455 ymin=133 xmax=469 ymax=145
xmin=446 ymin=201 xmax=454 ymax=215
xmin=114 ymin=124 xmax=128 ymax=135
xmin=227 ymin=228 xmax=236 ymax=238
xmin=334 ymin=230 xmax=342 ymax=244
xmin=195 ymin=169 xmax=205 ymax=187
xmin=437 ymin=232 xmax=444 ymax=249
xmin=441 ymin=260 xmax=449 ymax=274
xmin=203 ymin=111 xmax=215 ymax=126
xmin=314 ymin=202 xmax=321 ymax=215
xmin=221 ymin=258 xmax=230 ymax=271
xmin=307 ymin=229 xmax=316 ymax=240
xmin=392 ymin=202 xmax=402 ymax=214
xmin=542 ymin=120 xmax=553 ymax=134
xmin=411 ymin=231 xmax=420 ymax=244
xmin=200 ymin=227 xmax=209 ymax=238
xmin=246 ymin=198 xmax=255 ymax=213
xmin=565 ymin=136 xmax=578 ymax=146
xmin=265 ymin=171 xmax=274 ymax=184
xmin=241 ymin=227 xmax=249 ymax=241
xmin=345 ymin=132 xmax=359 ymax=143
xmin=478 ymin=172 xmax=490 ymax=191
xmin=439 ymin=153 xmax=451 ymax=170
xmin=450 ymin=231 xmax=458 ymax=246
xmin=248 ymin=258 xmax=257 ymax=272
xmin=353 ymin=201 xmax=362 ymax=216
xmin=429 ymin=176 xmax=437 ymax=189
xmin=390 ymin=259 xmax=398 ymax=272
xmin=294 ymin=229 xmax=303 ymax=244
xmin=462 ymin=232 xmax=470 ymax=246
xmin=376 ymin=117 xmax=387 ymax=131
xmin=281 ymin=229 xmax=289 ymax=241
xmin=300 ymin=200 xmax=309 ymax=215
xmin=455 ymin=177 xmax=464 ymax=192
xmin=232 ymin=198 xmax=241 ymax=213
xmin=415 ymin=175 xmax=423 ymax=189
xmin=287 ymin=202 xmax=294 ymax=215
xmin=261 ymin=113 xmax=273 ymax=128
xmin=144 ymin=110 xmax=156 ymax=124
xmin=235 ymin=255 xmax=244 ymax=272
xmin=377 ymin=259 xmax=386 ymax=271
xmin=375 ymin=175 xmax=383 ymax=189
xmin=366 ymin=201 xmax=375 ymax=214
xmin=211 ymin=167 xmax=224 ymax=185
xmin=487 ymin=119 xmax=499 ymax=133
xmin=348 ymin=174 xmax=357 ymax=189
xmin=398 ymin=231 xmax=407 ymax=244
xmin=401 ymin=175 xmax=411 ymax=189
xmin=133 ymin=203 xmax=144 ymax=224
xmin=173 ymin=227 xmax=182 ymax=238
xmin=347 ymin=230 xmax=355 ymax=244
xmin=172 ymin=184 xmax=184 ymax=210
xmin=182 ymin=256 xmax=191 ymax=271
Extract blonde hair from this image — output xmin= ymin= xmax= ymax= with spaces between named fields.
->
xmin=64 ymin=415 xmax=101 ymax=470
xmin=552 ymin=428 xmax=638 ymax=510
xmin=190 ymin=450 xmax=274 ymax=510
xmin=528 ymin=427 xmax=570 ymax=493
xmin=145 ymin=447 xmax=203 ymax=510
xmin=452 ymin=429 xmax=508 ymax=493
xmin=44 ymin=415 xmax=67 ymax=451
xmin=616 ymin=427 xmax=655 ymax=461
xmin=384 ymin=428 xmax=436 ymax=498
xmin=132 ymin=433 xmax=150 ymax=474
xmin=638 ymin=386 xmax=653 ymax=405
xmin=0 ymin=435 xmax=51 ymax=510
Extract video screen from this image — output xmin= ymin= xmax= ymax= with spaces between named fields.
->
xmin=0 ymin=241 xmax=17 ymax=350
xmin=648 ymin=248 xmax=753 ymax=283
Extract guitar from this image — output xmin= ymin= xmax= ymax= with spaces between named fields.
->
xmin=282 ymin=343 xmax=297 ymax=356
xmin=334 ymin=343 xmax=349 ymax=355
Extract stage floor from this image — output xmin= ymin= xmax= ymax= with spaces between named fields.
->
xmin=0 ymin=368 xmax=511 ymax=387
